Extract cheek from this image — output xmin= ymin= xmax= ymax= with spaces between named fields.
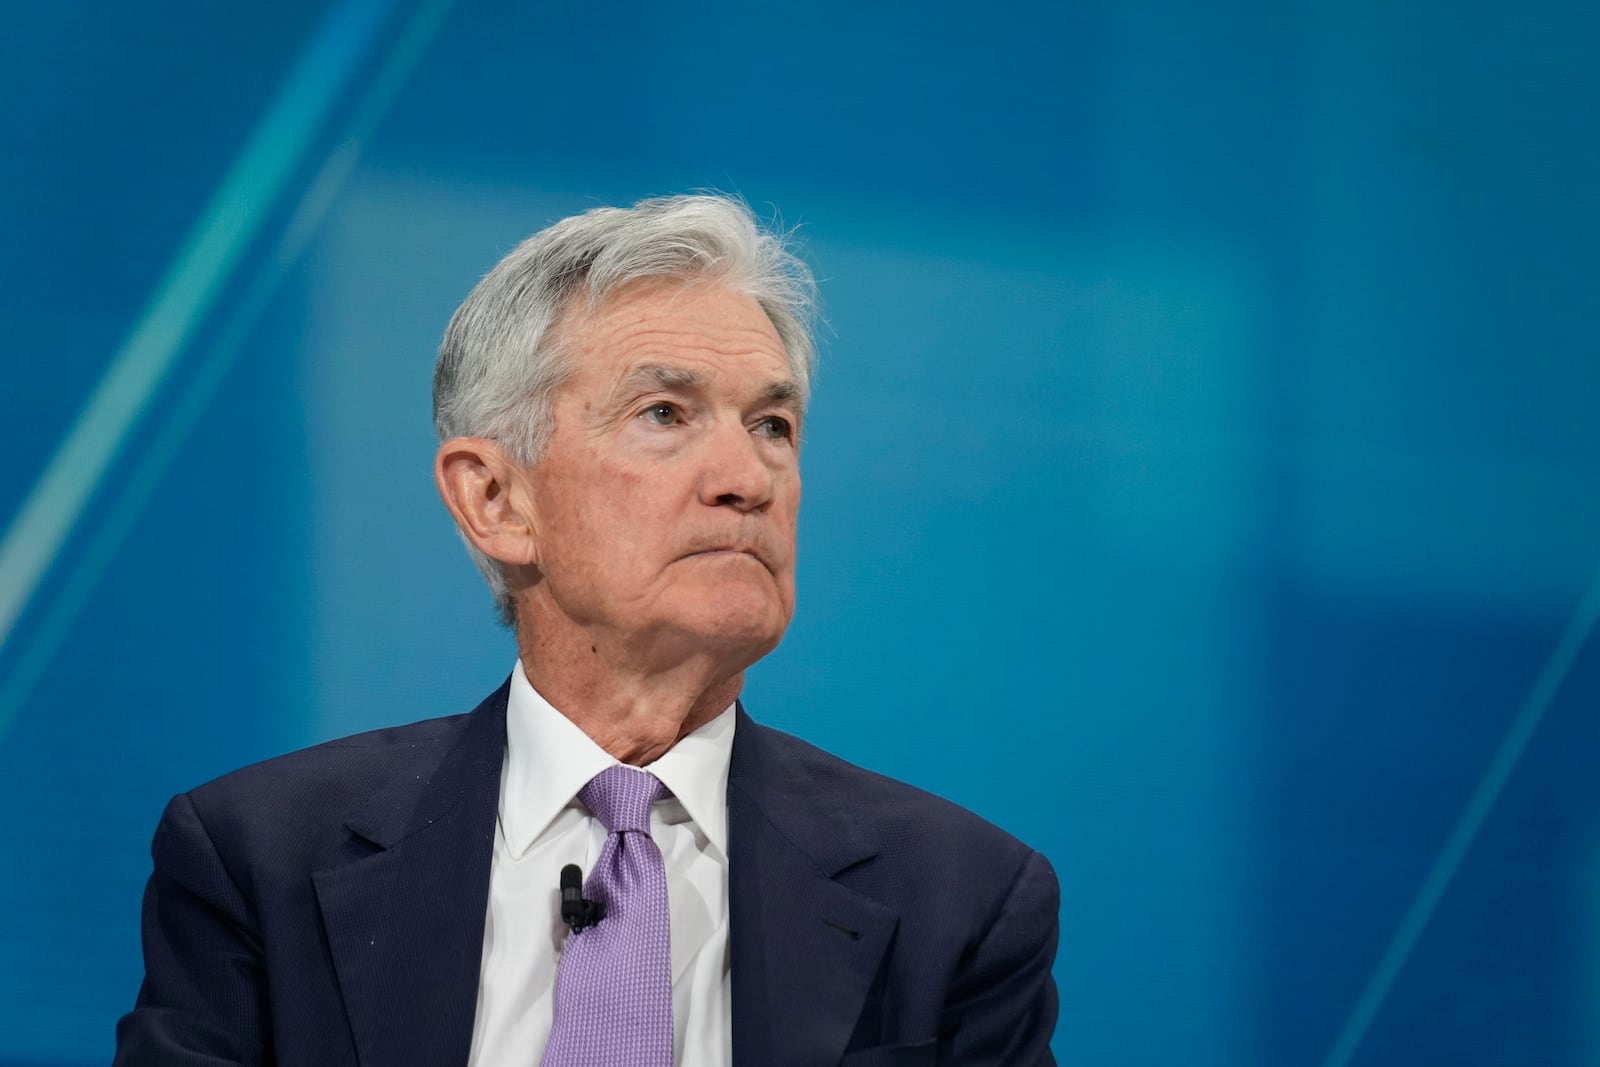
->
xmin=567 ymin=478 xmax=662 ymax=576
xmin=777 ymin=478 xmax=802 ymax=548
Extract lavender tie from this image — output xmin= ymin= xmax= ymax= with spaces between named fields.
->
xmin=542 ymin=766 xmax=673 ymax=1066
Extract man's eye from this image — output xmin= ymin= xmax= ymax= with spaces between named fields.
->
xmin=640 ymin=402 xmax=680 ymax=426
xmin=754 ymin=416 xmax=793 ymax=440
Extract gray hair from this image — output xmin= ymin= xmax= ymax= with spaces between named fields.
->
xmin=432 ymin=193 xmax=819 ymax=625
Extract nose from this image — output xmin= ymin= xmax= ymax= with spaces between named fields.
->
xmin=698 ymin=421 xmax=776 ymax=512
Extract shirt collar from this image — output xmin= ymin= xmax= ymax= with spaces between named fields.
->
xmin=500 ymin=660 xmax=735 ymax=860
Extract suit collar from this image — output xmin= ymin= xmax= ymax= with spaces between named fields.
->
xmin=308 ymin=690 xmax=899 ymax=1067
xmin=728 ymin=707 xmax=898 ymax=1066
xmin=314 ymin=681 xmax=509 ymax=1067
xmin=728 ymin=707 xmax=879 ymax=876
xmin=342 ymin=679 xmax=509 ymax=849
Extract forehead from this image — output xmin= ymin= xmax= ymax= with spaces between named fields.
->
xmin=557 ymin=279 xmax=793 ymax=385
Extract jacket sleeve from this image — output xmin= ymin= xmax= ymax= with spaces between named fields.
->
xmin=113 ymin=792 xmax=272 ymax=1066
xmin=941 ymin=848 xmax=1060 ymax=1065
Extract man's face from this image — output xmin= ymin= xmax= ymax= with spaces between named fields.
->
xmin=521 ymin=279 xmax=803 ymax=668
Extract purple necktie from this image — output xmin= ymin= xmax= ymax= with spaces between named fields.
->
xmin=542 ymin=766 xmax=673 ymax=1067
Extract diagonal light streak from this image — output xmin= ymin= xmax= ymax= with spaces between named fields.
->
xmin=0 ymin=0 xmax=458 ymax=742
xmin=0 ymin=0 xmax=399 ymax=655
xmin=1320 ymin=562 xmax=1600 ymax=1067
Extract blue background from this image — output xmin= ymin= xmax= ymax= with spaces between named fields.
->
xmin=3 ymin=1 xmax=1599 ymax=1064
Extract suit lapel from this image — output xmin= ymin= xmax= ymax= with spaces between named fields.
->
xmin=312 ymin=683 xmax=508 ymax=1067
xmin=728 ymin=710 xmax=898 ymax=1067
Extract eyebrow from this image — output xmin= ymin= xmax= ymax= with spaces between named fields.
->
xmin=764 ymin=380 xmax=801 ymax=405
xmin=619 ymin=363 xmax=704 ymax=393
xmin=616 ymin=363 xmax=803 ymax=409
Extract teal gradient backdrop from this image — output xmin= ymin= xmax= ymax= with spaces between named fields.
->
xmin=2 ymin=2 xmax=1598 ymax=1064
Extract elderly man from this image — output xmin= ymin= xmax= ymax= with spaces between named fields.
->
xmin=116 ymin=194 xmax=1059 ymax=1066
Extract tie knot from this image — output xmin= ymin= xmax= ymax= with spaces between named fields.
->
xmin=579 ymin=765 xmax=666 ymax=834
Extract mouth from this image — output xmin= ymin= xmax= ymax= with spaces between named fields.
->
xmin=681 ymin=545 xmax=771 ymax=570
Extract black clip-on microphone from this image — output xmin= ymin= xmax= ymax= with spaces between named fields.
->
xmin=559 ymin=863 xmax=605 ymax=933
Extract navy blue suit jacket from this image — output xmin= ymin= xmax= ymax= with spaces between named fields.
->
xmin=115 ymin=683 xmax=1059 ymax=1065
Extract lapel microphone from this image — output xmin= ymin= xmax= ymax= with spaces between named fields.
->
xmin=559 ymin=863 xmax=605 ymax=932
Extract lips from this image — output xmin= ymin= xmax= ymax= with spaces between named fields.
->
xmin=685 ymin=546 xmax=760 ymax=561
xmin=680 ymin=542 xmax=775 ymax=572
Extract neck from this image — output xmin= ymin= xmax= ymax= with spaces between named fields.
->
xmin=516 ymin=623 xmax=749 ymax=766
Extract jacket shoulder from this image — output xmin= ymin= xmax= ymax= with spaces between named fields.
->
xmin=732 ymin=715 xmax=1060 ymax=1060
xmin=164 ymin=705 xmax=492 ymax=890
xmin=188 ymin=713 xmax=468 ymax=811
xmin=742 ymin=718 xmax=1045 ymax=874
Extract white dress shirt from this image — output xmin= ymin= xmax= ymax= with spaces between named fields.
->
xmin=466 ymin=661 xmax=734 ymax=1067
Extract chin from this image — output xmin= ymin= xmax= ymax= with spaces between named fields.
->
xmin=695 ymin=612 xmax=786 ymax=655
xmin=675 ymin=595 xmax=789 ymax=660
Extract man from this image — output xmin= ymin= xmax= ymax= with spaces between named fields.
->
xmin=116 ymin=194 xmax=1059 ymax=1065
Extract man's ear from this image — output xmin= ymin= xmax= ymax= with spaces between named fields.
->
xmin=434 ymin=437 xmax=539 ymax=566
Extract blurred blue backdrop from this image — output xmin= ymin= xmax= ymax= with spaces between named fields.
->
xmin=2 ymin=1 xmax=1598 ymax=1064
